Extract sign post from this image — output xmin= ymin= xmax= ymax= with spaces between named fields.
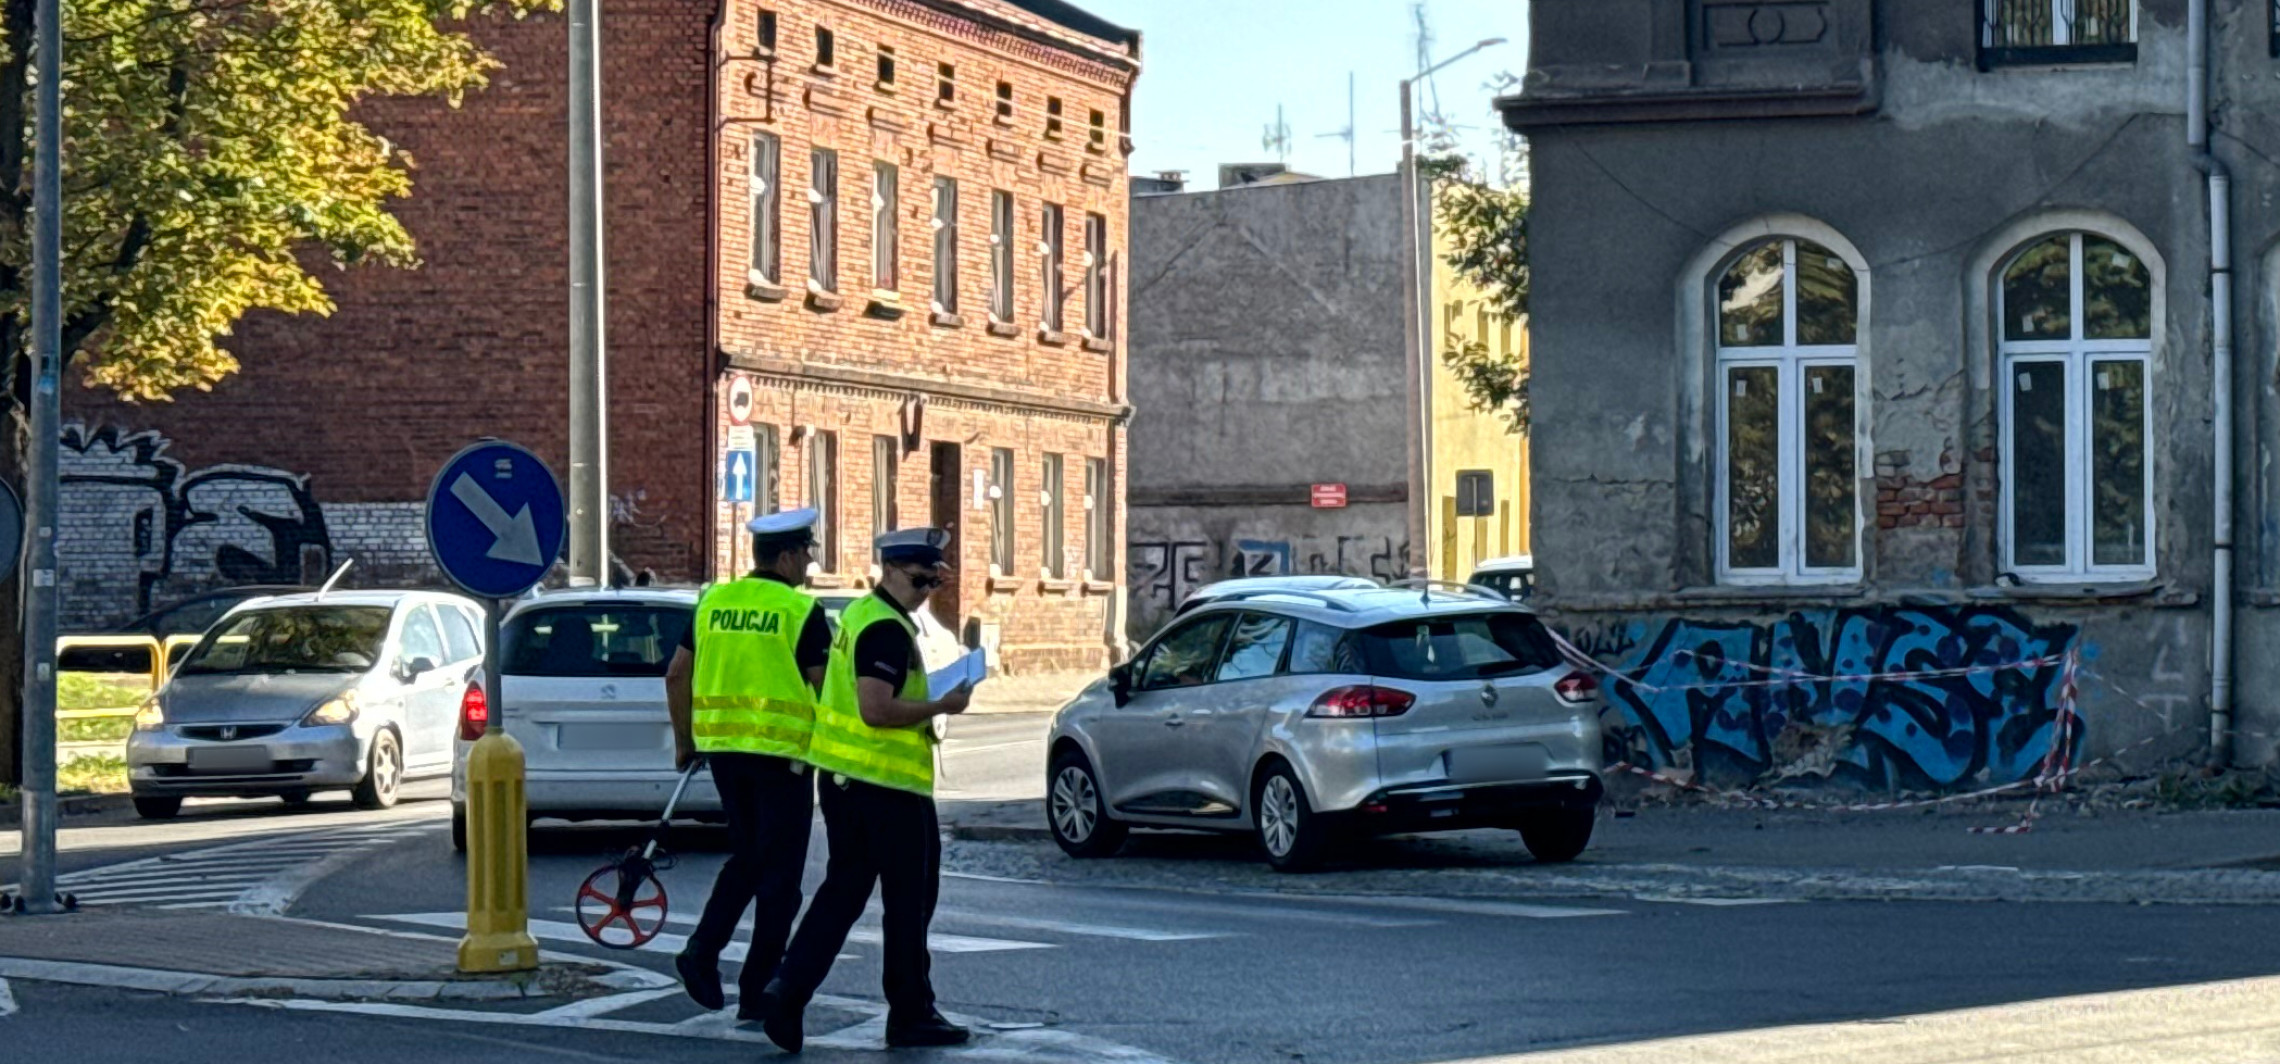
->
xmin=427 ymin=440 xmax=566 ymax=973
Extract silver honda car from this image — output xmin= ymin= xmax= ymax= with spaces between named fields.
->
xmin=125 ymin=590 xmax=486 ymax=819
xmin=1047 ymin=585 xmax=1603 ymax=871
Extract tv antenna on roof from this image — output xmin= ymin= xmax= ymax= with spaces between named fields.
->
xmin=1261 ymin=104 xmax=1292 ymax=165
xmin=1315 ymin=72 xmax=1357 ymax=177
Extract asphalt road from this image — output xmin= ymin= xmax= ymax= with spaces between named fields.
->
xmin=14 ymin=717 xmax=2280 ymax=1062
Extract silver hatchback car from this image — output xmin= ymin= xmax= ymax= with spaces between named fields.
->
xmin=1047 ymin=585 xmax=1603 ymax=871
xmin=126 ymin=590 xmax=486 ymax=819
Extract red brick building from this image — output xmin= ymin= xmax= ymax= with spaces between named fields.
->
xmin=59 ymin=0 xmax=1137 ymax=673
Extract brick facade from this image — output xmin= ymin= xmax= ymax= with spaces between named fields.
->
xmin=711 ymin=0 xmax=1138 ymax=673
xmin=58 ymin=2 xmax=713 ymax=620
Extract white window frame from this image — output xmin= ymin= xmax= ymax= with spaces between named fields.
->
xmin=809 ymin=149 xmax=838 ymax=294
xmin=989 ymin=190 xmax=1014 ymax=324
xmin=748 ymin=133 xmax=780 ymax=287
xmin=871 ymin=161 xmax=898 ymax=293
xmin=1996 ymin=231 xmax=2155 ymax=581
xmin=932 ymin=177 xmax=958 ymax=314
xmin=1040 ymin=202 xmax=1065 ymax=333
xmin=1714 ymin=238 xmax=1864 ymax=586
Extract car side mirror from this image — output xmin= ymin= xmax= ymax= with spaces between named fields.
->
xmin=1109 ymin=663 xmax=1132 ymax=707
xmin=400 ymin=656 xmax=437 ymax=682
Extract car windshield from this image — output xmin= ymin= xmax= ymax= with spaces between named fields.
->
xmin=176 ymin=606 xmax=393 ymax=676
xmin=503 ymin=605 xmax=691 ymax=678
xmin=1357 ymin=612 xmax=1561 ymax=681
xmin=1472 ymin=570 xmax=1536 ymax=601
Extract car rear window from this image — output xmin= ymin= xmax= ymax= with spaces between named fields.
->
xmin=504 ymin=605 xmax=691 ymax=677
xmin=1357 ymin=612 xmax=1561 ymax=682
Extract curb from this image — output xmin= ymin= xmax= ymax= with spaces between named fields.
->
xmin=948 ymin=823 xmax=1052 ymax=842
xmin=0 ymin=955 xmax=612 ymax=1003
xmin=0 ymin=793 xmax=133 ymax=827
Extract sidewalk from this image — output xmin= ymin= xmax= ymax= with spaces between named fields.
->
xmin=0 ymin=909 xmax=664 ymax=1003
xmin=937 ymin=798 xmax=2280 ymax=905
xmin=968 ymin=671 xmax=1093 ymax=715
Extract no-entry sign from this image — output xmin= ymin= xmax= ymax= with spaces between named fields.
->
xmin=1310 ymin=484 xmax=1348 ymax=509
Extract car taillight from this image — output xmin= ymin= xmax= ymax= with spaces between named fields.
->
xmin=1554 ymin=672 xmax=1600 ymax=705
xmin=459 ymin=680 xmax=489 ymax=741
xmin=1307 ymin=685 xmax=1415 ymax=718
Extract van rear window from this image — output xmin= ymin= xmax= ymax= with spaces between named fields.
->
xmin=504 ymin=606 xmax=692 ymax=677
xmin=1357 ymin=612 xmax=1561 ymax=682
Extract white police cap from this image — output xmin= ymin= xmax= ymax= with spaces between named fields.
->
xmin=876 ymin=526 xmax=952 ymax=564
xmin=746 ymin=507 xmax=820 ymax=537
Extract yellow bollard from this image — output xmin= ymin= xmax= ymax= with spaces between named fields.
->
xmin=458 ymin=728 xmax=539 ymax=973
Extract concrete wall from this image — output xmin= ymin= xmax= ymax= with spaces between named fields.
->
xmin=1508 ymin=0 xmax=2269 ymax=785
xmin=1125 ymin=176 xmax=1410 ymax=639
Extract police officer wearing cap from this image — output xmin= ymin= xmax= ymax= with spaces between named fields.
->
xmin=665 ymin=508 xmax=831 ymax=1018
xmin=757 ymin=527 xmax=974 ymax=1052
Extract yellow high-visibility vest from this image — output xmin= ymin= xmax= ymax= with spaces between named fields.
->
xmin=690 ymin=578 xmax=818 ymax=759
xmin=808 ymin=593 xmax=934 ymax=794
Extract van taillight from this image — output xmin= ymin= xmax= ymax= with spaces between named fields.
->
xmin=1307 ymin=685 xmax=1415 ymax=718
xmin=459 ymin=680 xmax=489 ymax=741
xmin=1554 ymin=672 xmax=1599 ymax=705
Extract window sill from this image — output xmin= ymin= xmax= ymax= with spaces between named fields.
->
xmin=1676 ymin=584 xmax=1868 ymax=605
xmin=875 ymin=81 xmax=898 ymax=96
xmin=1041 ymin=578 xmax=1079 ymax=594
xmin=746 ymin=280 xmax=789 ymax=303
xmin=1082 ymin=580 xmax=1116 ymax=596
xmin=1978 ymin=43 xmax=2137 ymax=71
xmin=864 ymin=295 xmax=907 ymax=321
xmin=1086 ymin=140 xmax=1108 ymax=156
xmin=987 ymin=320 xmax=1021 ymax=339
xmin=994 ymin=113 xmax=1015 ymax=128
xmin=812 ymin=63 xmax=838 ymax=78
xmin=1037 ymin=328 xmax=1068 ymax=346
xmin=935 ymin=97 xmax=957 ymax=112
xmin=1966 ymin=580 xmax=2184 ymax=606
xmin=989 ymin=575 xmax=1027 ymax=595
xmin=930 ymin=310 xmax=965 ymax=328
xmin=1081 ymin=336 xmax=1114 ymax=354
xmin=806 ymin=290 xmax=845 ymax=313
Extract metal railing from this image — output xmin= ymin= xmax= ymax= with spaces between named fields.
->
xmin=1985 ymin=0 xmax=2134 ymax=49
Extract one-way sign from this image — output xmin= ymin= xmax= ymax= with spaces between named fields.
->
xmin=426 ymin=440 xmax=567 ymax=599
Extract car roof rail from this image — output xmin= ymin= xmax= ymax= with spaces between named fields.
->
xmin=1198 ymin=588 xmax=1360 ymax=613
xmin=1384 ymin=578 xmax=1508 ymax=604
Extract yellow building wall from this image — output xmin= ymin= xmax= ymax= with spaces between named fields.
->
xmin=1427 ymin=192 xmax=1530 ymax=584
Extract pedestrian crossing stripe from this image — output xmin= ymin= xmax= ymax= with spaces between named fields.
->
xmin=34 ymin=824 xmax=434 ymax=909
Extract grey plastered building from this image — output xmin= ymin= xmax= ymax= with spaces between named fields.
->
xmin=1503 ymin=0 xmax=2280 ymax=788
xmin=1124 ymin=175 xmax=1413 ymax=640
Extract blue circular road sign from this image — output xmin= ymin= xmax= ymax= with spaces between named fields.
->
xmin=425 ymin=440 xmax=567 ymax=599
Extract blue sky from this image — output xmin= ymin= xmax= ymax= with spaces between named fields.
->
xmin=1077 ymin=0 xmax=1532 ymax=187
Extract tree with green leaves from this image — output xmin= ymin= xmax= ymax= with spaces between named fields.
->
xmin=1427 ymin=152 xmax=1530 ymax=435
xmin=0 ymin=0 xmax=550 ymax=785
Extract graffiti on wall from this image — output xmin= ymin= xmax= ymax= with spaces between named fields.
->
xmin=1582 ymin=607 xmax=2082 ymax=790
xmin=61 ymin=425 xmax=332 ymax=626
xmin=1128 ymin=533 xmax=1411 ymax=636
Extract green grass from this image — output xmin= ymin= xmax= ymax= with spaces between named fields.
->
xmin=57 ymin=753 xmax=130 ymax=796
xmin=58 ymin=671 xmax=154 ymax=712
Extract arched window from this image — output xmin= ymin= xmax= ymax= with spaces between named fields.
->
xmin=1998 ymin=232 xmax=2152 ymax=578
xmin=1715 ymin=238 xmax=1861 ymax=582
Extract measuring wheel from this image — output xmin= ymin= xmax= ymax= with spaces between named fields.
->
xmin=574 ymin=855 xmax=670 ymax=949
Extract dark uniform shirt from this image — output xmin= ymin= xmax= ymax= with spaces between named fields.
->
xmin=681 ymin=571 xmax=833 ymax=681
xmin=852 ymin=590 xmax=921 ymax=689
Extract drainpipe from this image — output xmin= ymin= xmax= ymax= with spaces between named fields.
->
xmin=2190 ymin=0 xmax=2236 ymax=768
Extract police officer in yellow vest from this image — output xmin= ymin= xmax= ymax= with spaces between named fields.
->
xmin=664 ymin=508 xmax=831 ymax=1018
xmin=757 ymin=527 xmax=974 ymax=1052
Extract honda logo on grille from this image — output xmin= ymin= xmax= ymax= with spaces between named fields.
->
xmin=219 ymin=726 xmax=238 ymax=741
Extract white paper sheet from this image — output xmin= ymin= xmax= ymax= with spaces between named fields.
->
xmin=927 ymin=647 xmax=988 ymax=701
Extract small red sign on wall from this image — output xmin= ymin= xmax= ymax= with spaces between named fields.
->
xmin=1310 ymin=484 xmax=1348 ymax=509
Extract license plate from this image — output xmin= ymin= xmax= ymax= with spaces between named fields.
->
xmin=557 ymin=723 xmax=663 ymax=752
xmin=1447 ymin=744 xmax=1549 ymax=783
xmin=188 ymin=746 xmax=274 ymax=774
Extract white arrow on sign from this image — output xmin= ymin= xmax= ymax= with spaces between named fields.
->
xmin=450 ymin=473 xmax=546 ymax=566
xmin=731 ymin=452 xmax=750 ymax=500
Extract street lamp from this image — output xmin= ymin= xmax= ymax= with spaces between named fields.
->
xmin=1399 ymin=37 xmax=1505 ymax=580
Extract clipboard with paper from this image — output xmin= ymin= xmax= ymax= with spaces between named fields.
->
xmin=927 ymin=647 xmax=988 ymax=701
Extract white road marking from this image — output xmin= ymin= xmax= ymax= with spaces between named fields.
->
xmin=73 ymin=887 xmax=252 ymax=904
xmin=0 ymin=977 xmax=16 ymax=1019
xmin=1632 ymin=895 xmax=1798 ymax=907
xmin=386 ymin=909 xmax=1053 ymax=956
xmin=42 ymin=823 xmax=436 ymax=914
xmin=534 ymin=988 xmax=687 ymax=1020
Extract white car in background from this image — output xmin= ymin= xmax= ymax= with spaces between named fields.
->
xmin=450 ymin=588 xmax=716 ymax=850
xmin=811 ymin=588 xmax=965 ymax=673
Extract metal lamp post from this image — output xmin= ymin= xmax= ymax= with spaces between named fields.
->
xmin=1399 ymin=37 xmax=1505 ymax=581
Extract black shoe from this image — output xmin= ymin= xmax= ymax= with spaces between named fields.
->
xmin=886 ymin=1012 xmax=971 ymax=1048
xmin=674 ymin=951 xmax=724 ymax=1012
xmin=757 ymin=983 xmax=805 ymax=1054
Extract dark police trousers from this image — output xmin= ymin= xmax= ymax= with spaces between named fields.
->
xmin=684 ymin=752 xmax=815 ymax=997
xmin=772 ymin=773 xmax=941 ymax=1020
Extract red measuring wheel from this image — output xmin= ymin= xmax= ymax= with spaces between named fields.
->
xmin=575 ymin=856 xmax=670 ymax=949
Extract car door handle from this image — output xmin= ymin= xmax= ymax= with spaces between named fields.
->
xmin=1164 ymin=714 xmax=1184 ymax=727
